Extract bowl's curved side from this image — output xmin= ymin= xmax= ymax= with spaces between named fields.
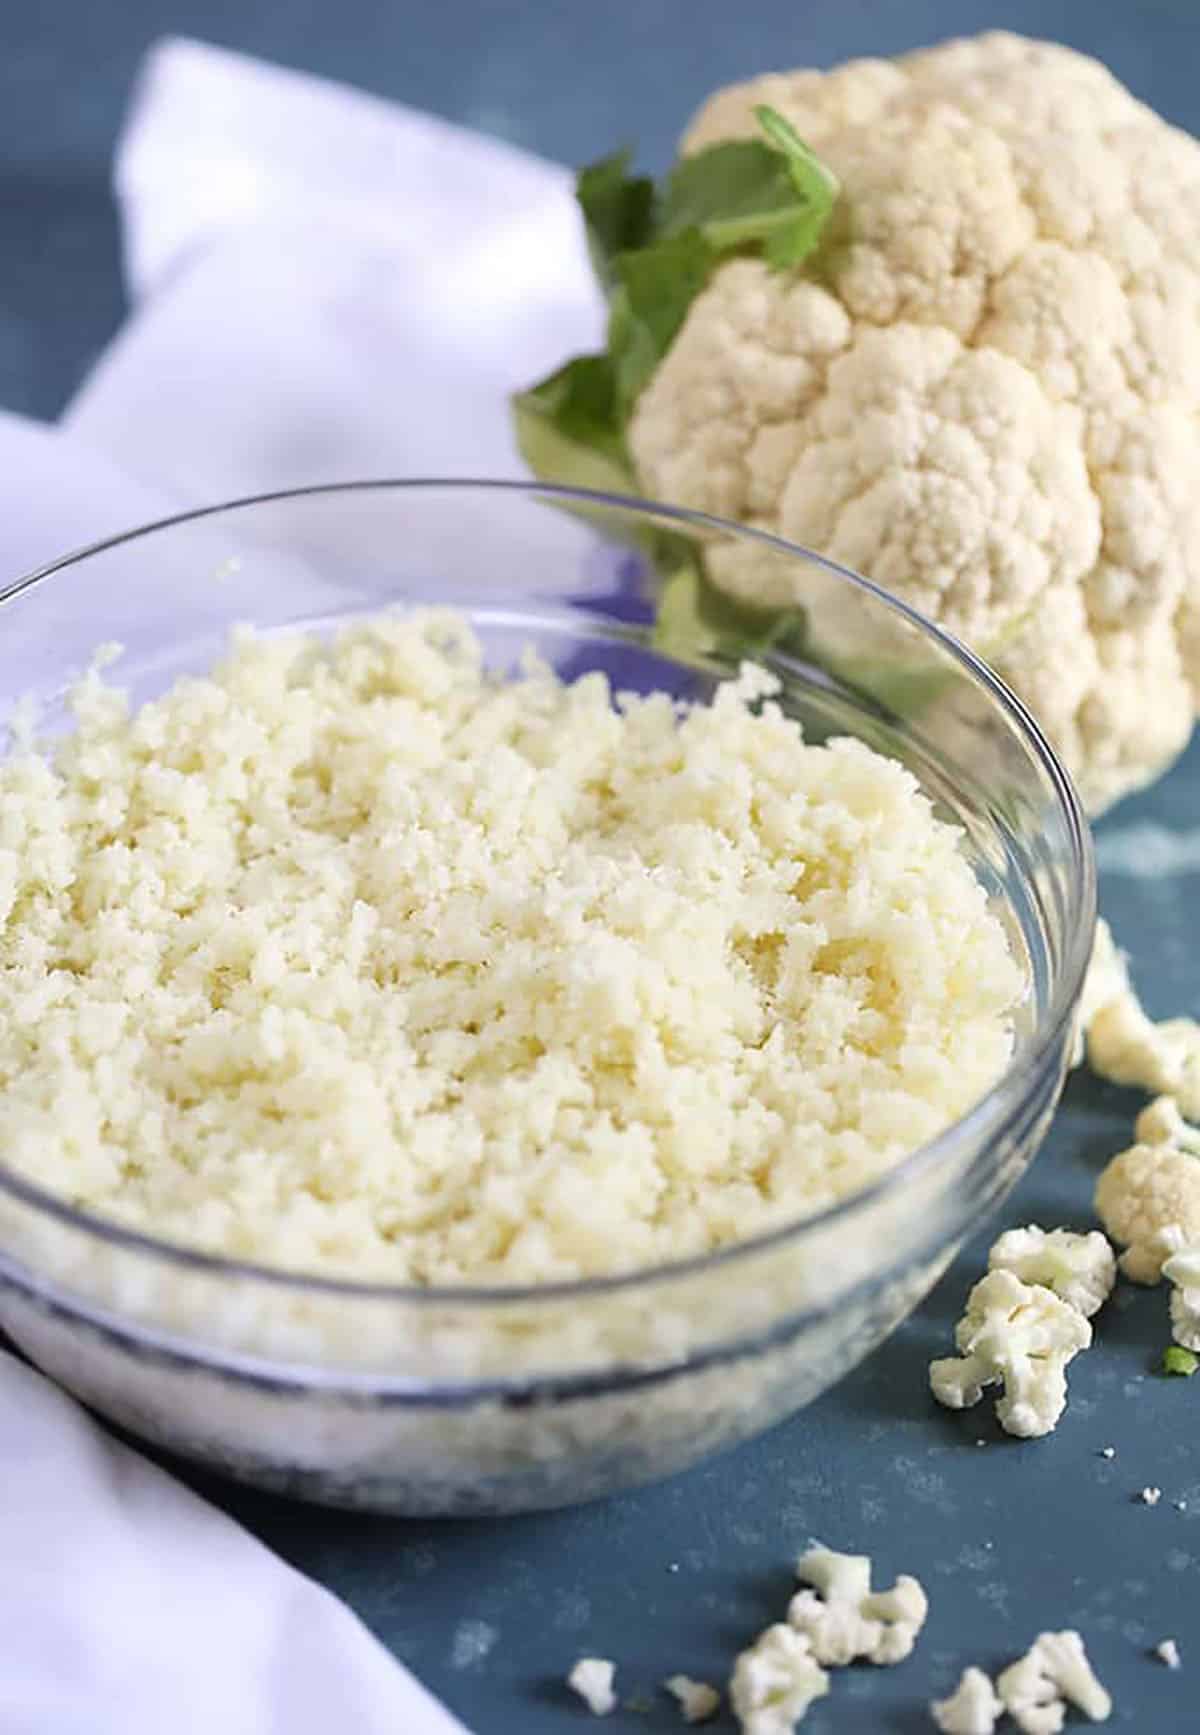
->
xmin=0 ymin=480 xmax=1091 ymax=1511
xmin=0 ymin=1007 xmax=1068 ymax=1515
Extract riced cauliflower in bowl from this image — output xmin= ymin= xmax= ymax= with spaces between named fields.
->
xmin=0 ymin=481 xmax=1093 ymax=1514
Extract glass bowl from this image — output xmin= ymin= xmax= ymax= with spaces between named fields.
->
xmin=0 ymin=481 xmax=1094 ymax=1515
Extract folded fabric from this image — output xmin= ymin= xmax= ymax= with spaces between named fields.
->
xmin=0 ymin=32 xmax=611 ymax=1734
xmin=64 ymin=35 xmax=604 ymax=504
xmin=0 ymin=1352 xmax=469 ymax=1735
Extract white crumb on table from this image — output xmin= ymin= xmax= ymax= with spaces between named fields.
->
xmin=663 ymin=1675 xmax=721 ymax=1723
xmin=1139 ymin=1486 xmax=1163 ymax=1506
xmin=568 ymin=1658 xmax=617 ymax=1716
xmin=1155 ymin=1638 xmax=1182 ymax=1669
xmin=1100 ymin=1446 xmax=1116 ymax=1459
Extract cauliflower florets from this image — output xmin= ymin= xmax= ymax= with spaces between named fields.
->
xmin=787 ymin=1545 xmax=928 ymax=1666
xmin=995 ymin=1631 xmax=1111 ymax=1734
xmin=931 ymin=1666 xmax=1002 ymax=1735
xmin=930 ymin=1268 xmax=1091 ymax=1437
xmin=987 ymin=1225 xmax=1116 ymax=1317
xmin=1094 ymin=1097 xmax=1200 ymax=1281
xmin=627 ymin=33 xmax=1200 ymax=812
xmin=1162 ymin=1242 xmax=1200 ymax=1350
xmin=729 ymin=1624 xmax=829 ymax=1735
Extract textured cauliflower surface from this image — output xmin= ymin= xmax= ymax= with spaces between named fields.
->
xmin=664 ymin=1676 xmax=721 ymax=1724
xmin=931 ymin=1667 xmax=1002 ymax=1735
xmin=729 ymin=1624 xmax=829 ymax=1735
xmin=787 ymin=1545 xmax=928 ymax=1667
xmin=987 ymin=1225 xmax=1116 ymax=1318
xmin=1162 ymin=1242 xmax=1200 ymax=1350
xmin=629 ymin=33 xmax=1200 ymax=811
xmin=1094 ymin=1097 xmax=1200 ymax=1281
xmin=929 ymin=1268 xmax=1091 ymax=1437
xmin=996 ymin=1630 xmax=1112 ymax=1733
xmin=0 ymin=612 xmax=1021 ymax=1285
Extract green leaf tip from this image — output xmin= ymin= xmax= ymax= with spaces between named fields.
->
xmin=1162 ymin=1344 xmax=1198 ymax=1377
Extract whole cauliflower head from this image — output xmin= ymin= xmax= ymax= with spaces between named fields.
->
xmin=628 ymin=33 xmax=1200 ymax=811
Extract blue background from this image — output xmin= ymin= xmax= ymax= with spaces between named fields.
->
xmin=9 ymin=2 xmax=1200 ymax=1730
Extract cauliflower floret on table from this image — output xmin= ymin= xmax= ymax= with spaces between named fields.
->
xmin=987 ymin=1225 xmax=1115 ymax=1318
xmin=568 ymin=1658 xmax=617 ymax=1716
xmin=729 ymin=1624 xmax=829 ymax=1735
xmin=1087 ymin=995 xmax=1200 ymax=1118
xmin=931 ymin=1666 xmax=1002 ymax=1734
xmin=1094 ymin=1096 xmax=1200 ymax=1282
xmin=996 ymin=1631 xmax=1111 ymax=1734
xmin=626 ymin=33 xmax=1200 ymax=812
xmin=787 ymin=1544 xmax=928 ymax=1666
xmin=664 ymin=1676 xmax=721 ymax=1724
xmin=930 ymin=1269 xmax=1091 ymax=1437
xmin=1071 ymin=919 xmax=1129 ymax=1067
xmin=1162 ymin=1242 xmax=1200 ymax=1350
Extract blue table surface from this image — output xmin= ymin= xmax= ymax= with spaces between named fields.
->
xmin=10 ymin=1 xmax=1200 ymax=1730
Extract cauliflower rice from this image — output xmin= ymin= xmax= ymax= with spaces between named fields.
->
xmin=0 ymin=611 xmax=1021 ymax=1285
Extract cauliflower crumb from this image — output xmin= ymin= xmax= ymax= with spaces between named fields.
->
xmin=569 ymin=1658 xmax=617 ymax=1716
xmin=788 ymin=1544 xmax=927 ymax=1665
xmin=0 ymin=611 xmax=1021 ymax=1285
xmin=664 ymin=1675 xmax=721 ymax=1723
xmin=729 ymin=1624 xmax=829 ymax=1735
xmin=1094 ymin=1098 xmax=1200 ymax=1283
xmin=996 ymin=1631 xmax=1111 ymax=1733
xmin=1100 ymin=1446 xmax=1116 ymax=1459
xmin=1139 ymin=1486 xmax=1163 ymax=1507
xmin=987 ymin=1225 xmax=1116 ymax=1318
xmin=930 ymin=1269 xmax=1091 ymax=1438
xmin=931 ymin=1666 xmax=1002 ymax=1735
xmin=1154 ymin=1638 xmax=1181 ymax=1669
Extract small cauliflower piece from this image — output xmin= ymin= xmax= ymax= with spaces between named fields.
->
xmin=930 ymin=1269 xmax=1091 ymax=1438
xmin=996 ymin=1631 xmax=1111 ymax=1733
xmin=1094 ymin=1099 xmax=1200 ymax=1282
xmin=729 ymin=1624 xmax=830 ymax=1735
xmin=1071 ymin=920 xmax=1130 ymax=1066
xmin=788 ymin=1544 xmax=928 ymax=1665
xmin=988 ymin=1225 xmax=1116 ymax=1317
xmin=931 ymin=1666 xmax=1002 ymax=1735
xmin=664 ymin=1676 xmax=721 ymax=1723
xmin=1088 ymin=995 xmax=1200 ymax=1118
xmin=1162 ymin=1242 xmax=1200 ymax=1349
xmin=1155 ymin=1638 xmax=1182 ymax=1669
xmin=568 ymin=1658 xmax=617 ymax=1716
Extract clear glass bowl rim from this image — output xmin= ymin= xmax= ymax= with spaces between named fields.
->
xmin=0 ymin=477 xmax=1097 ymax=1310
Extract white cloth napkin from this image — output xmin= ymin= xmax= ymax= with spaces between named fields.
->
xmin=65 ymin=36 xmax=603 ymax=504
xmin=0 ymin=1353 xmax=469 ymax=1735
xmin=0 ymin=34 xmax=607 ymax=1735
